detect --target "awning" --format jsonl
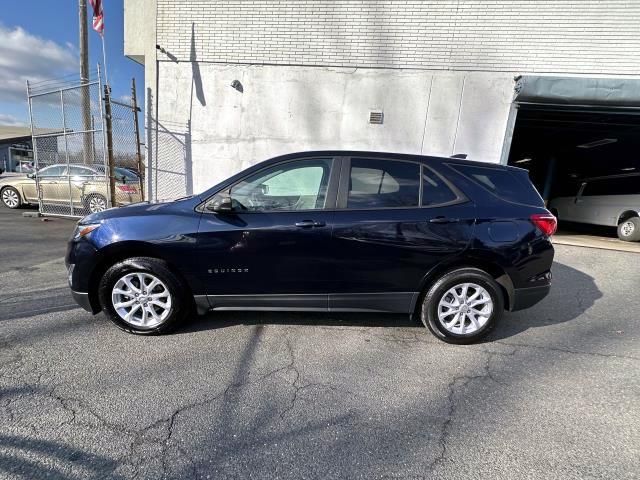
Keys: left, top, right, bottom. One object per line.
{"left": 514, "top": 76, "right": 640, "bottom": 108}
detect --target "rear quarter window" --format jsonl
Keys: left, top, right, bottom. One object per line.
{"left": 449, "top": 164, "right": 543, "bottom": 206}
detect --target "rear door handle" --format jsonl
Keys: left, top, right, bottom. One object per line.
{"left": 429, "top": 217, "right": 460, "bottom": 224}
{"left": 295, "top": 220, "right": 326, "bottom": 228}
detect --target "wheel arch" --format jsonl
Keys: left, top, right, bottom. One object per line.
{"left": 411, "top": 255, "right": 513, "bottom": 319}
{"left": 86, "top": 241, "right": 195, "bottom": 313}
{"left": 617, "top": 210, "right": 639, "bottom": 224}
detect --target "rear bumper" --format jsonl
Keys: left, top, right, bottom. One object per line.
{"left": 71, "top": 290, "right": 98, "bottom": 314}
{"left": 510, "top": 284, "right": 551, "bottom": 311}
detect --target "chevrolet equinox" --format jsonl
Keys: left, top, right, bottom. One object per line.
{"left": 66, "top": 151, "right": 556, "bottom": 344}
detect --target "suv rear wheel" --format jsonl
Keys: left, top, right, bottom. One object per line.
{"left": 421, "top": 268, "right": 504, "bottom": 344}
{"left": 98, "top": 257, "right": 190, "bottom": 334}
{"left": 617, "top": 217, "right": 640, "bottom": 242}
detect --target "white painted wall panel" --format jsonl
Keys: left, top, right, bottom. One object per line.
{"left": 153, "top": 63, "right": 514, "bottom": 197}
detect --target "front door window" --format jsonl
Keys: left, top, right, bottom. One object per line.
{"left": 212, "top": 159, "right": 332, "bottom": 212}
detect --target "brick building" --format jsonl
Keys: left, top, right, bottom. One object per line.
{"left": 124, "top": 1, "right": 640, "bottom": 201}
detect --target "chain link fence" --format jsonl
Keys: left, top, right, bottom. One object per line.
{"left": 152, "top": 118, "right": 191, "bottom": 201}
{"left": 26, "top": 69, "right": 143, "bottom": 217}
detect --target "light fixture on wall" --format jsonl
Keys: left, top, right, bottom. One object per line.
{"left": 577, "top": 138, "right": 618, "bottom": 149}
{"left": 230, "top": 80, "right": 243, "bottom": 93}
{"left": 155, "top": 44, "right": 178, "bottom": 62}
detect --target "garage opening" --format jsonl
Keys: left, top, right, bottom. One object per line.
{"left": 506, "top": 76, "right": 640, "bottom": 246}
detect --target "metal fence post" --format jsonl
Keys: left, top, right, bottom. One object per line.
{"left": 131, "top": 77, "right": 144, "bottom": 199}
{"left": 26, "top": 80, "right": 43, "bottom": 215}
{"left": 60, "top": 89, "right": 74, "bottom": 216}
{"left": 103, "top": 84, "right": 116, "bottom": 208}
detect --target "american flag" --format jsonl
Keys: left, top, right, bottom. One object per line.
{"left": 89, "top": 0, "right": 104, "bottom": 35}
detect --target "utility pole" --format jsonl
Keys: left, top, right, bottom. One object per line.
{"left": 79, "top": 0, "right": 92, "bottom": 165}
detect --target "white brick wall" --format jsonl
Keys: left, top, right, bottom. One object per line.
{"left": 157, "top": 0, "right": 640, "bottom": 75}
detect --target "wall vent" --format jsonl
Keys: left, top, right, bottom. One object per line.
{"left": 369, "top": 110, "right": 384, "bottom": 124}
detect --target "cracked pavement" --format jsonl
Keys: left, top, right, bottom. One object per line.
{"left": 0, "top": 208, "right": 638, "bottom": 479}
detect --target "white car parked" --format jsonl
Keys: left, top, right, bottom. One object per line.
{"left": 548, "top": 174, "right": 640, "bottom": 242}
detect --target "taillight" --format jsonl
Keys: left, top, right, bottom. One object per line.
{"left": 530, "top": 213, "right": 557, "bottom": 237}
{"left": 117, "top": 185, "right": 137, "bottom": 194}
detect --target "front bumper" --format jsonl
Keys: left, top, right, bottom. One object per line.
{"left": 510, "top": 284, "right": 551, "bottom": 311}
{"left": 66, "top": 236, "right": 102, "bottom": 314}
{"left": 71, "top": 290, "right": 97, "bottom": 313}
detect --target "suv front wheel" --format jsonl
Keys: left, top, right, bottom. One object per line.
{"left": 98, "top": 257, "right": 190, "bottom": 334}
{"left": 421, "top": 268, "right": 504, "bottom": 344}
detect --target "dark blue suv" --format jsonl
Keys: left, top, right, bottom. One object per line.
{"left": 66, "top": 152, "right": 556, "bottom": 343}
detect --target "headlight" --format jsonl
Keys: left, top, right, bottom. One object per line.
{"left": 73, "top": 223, "right": 101, "bottom": 239}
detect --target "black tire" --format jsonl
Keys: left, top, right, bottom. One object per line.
{"left": 617, "top": 217, "right": 640, "bottom": 242}
{"left": 98, "top": 257, "right": 191, "bottom": 334}
{"left": 421, "top": 268, "right": 504, "bottom": 344}
{"left": 85, "top": 193, "right": 108, "bottom": 214}
{"left": 1, "top": 186, "right": 22, "bottom": 209}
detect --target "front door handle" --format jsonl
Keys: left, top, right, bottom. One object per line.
{"left": 295, "top": 220, "right": 326, "bottom": 228}
{"left": 430, "top": 216, "right": 460, "bottom": 224}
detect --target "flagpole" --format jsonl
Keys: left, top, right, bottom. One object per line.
{"left": 101, "top": 34, "right": 109, "bottom": 86}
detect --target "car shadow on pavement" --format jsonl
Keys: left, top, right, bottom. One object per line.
{"left": 179, "top": 260, "right": 601, "bottom": 340}
{"left": 487, "top": 260, "right": 602, "bottom": 341}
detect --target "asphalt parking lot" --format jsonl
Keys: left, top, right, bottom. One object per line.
{"left": 0, "top": 206, "right": 638, "bottom": 479}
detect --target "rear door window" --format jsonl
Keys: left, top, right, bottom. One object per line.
{"left": 450, "top": 164, "right": 543, "bottom": 206}
{"left": 69, "top": 166, "right": 97, "bottom": 177}
{"left": 421, "top": 166, "right": 459, "bottom": 206}
{"left": 347, "top": 158, "right": 420, "bottom": 209}
{"left": 617, "top": 176, "right": 640, "bottom": 195}
{"left": 38, "top": 166, "right": 66, "bottom": 177}
{"left": 583, "top": 177, "right": 640, "bottom": 196}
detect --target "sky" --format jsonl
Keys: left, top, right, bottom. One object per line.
{"left": 0, "top": 0, "right": 143, "bottom": 127}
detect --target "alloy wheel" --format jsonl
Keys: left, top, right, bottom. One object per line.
{"left": 111, "top": 272, "right": 172, "bottom": 328}
{"left": 621, "top": 221, "right": 635, "bottom": 237}
{"left": 2, "top": 189, "right": 19, "bottom": 208}
{"left": 89, "top": 195, "right": 107, "bottom": 213}
{"left": 437, "top": 282, "right": 493, "bottom": 335}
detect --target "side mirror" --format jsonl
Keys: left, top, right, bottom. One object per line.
{"left": 207, "top": 195, "right": 234, "bottom": 213}
{"left": 26, "top": 173, "right": 35, "bottom": 179}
